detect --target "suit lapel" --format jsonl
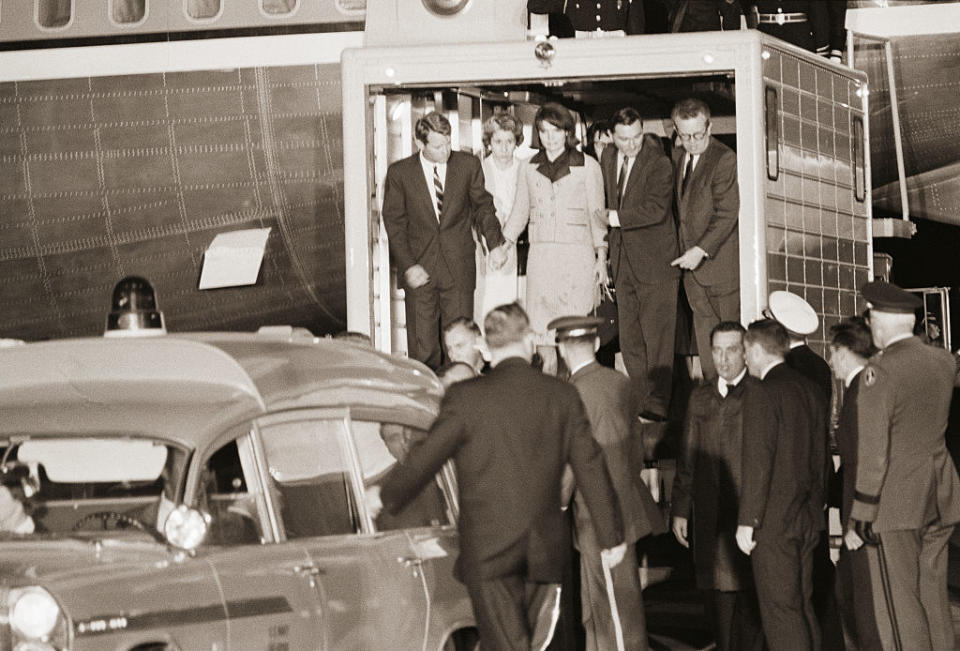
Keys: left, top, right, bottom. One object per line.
{"left": 407, "top": 154, "right": 439, "bottom": 222}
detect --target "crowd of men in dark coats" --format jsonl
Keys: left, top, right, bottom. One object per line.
{"left": 369, "top": 278, "right": 960, "bottom": 651}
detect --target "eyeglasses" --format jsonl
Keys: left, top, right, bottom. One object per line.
{"left": 677, "top": 129, "right": 709, "bottom": 142}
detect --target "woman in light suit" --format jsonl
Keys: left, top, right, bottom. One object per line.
{"left": 503, "top": 103, "right": 607, "bottom": 374}
{"left": 475, "top": 114, "right": 523, "bottom": 324}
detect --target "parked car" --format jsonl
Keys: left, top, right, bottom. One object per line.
{"left": 0, "top": 329, "right": 477, "bottom": 650}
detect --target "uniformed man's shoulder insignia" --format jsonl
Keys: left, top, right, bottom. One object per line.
{"left": 864, "top": 366, "right": 877, "bottom": 387}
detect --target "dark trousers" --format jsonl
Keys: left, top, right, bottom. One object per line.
{"left": 835, "top": 545, "right": 881, "bottom": 650}
{"left": 872, "top": 523, "right": 955, "bottom": 651}
{"left": 812, "top": 530, "right": 844, "bottom": 650}
{"left": 752, "top": 528, "right": 820, "bottom": 651}
{"left": 465, "top": 576, "right": 562, "bottom": 651}
{"left": 708, "top": 589, "right": 765, "bottom": 651}
{"left": 403, "top": 258, "right": 473, "bottom": 370}
{"left": 613, "top": 248, "right": 678, "bottom": 418}
{"left": 682, "top": 273, "right": 739, "bottom": 380}
{"left": 580, "top": 542, "right": 648, "bottom": 651}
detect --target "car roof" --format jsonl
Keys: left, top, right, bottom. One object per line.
{"left": 0, "top": 332, "right": 442, "bottom": 450}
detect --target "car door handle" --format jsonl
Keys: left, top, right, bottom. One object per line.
{"left": 397, "top": 556, "right": 423, "bottom": 568}
{"left": 292, "top": 563, "right": 324, "bottom": 577}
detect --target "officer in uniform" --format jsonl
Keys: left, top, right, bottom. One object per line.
{"left": 528, "top": 0, "right": 645, "bottom": 37}
{"left": 847, "top": 281, "right": 960, "bottom": 651}
{"left": 552, "top": 315, "right": 664, "bottom": 651}
{"left": 745, "top": 1, "right": 834, "bottom": 56}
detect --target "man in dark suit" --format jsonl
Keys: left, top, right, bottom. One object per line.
{"left": 552, "top": 315, "right": 665, "bottom": 651}
{"left": 765, "top": 290, "right": 840, "bottom": 647}
{"left": 669, "top": 98, "right": 740, "bottom": 381}
{"left": 381, "top": 111, "right": 508, "bottom": 370}
{"left": 736, "top": 319, "right": 827, "bottom": 651}
{"left": 848, "top": 281, "right": 960, "bottom": 651}
{"left": 827, "top": 317, "right": 881, "bottom": 650}
{"left": 672, "top": 321, "right": 764, "bottom": 651}
{"left": 766, "top": 290, "right": 832, "bottom": 405}
{"left": 601, "top": 107, "right": 677, "bottom": 420}
{"left": 370, "top": 303, "right": 626, "bottom": 650}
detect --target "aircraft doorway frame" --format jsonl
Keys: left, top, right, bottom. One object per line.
{"left": 341, "top": 30, "right": 872, "bottom": 356}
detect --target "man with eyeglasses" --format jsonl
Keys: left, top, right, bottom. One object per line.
{"left": 670, "top": 98, "right": 740, "bottom": 382}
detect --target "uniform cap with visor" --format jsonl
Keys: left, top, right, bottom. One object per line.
{"left": 765, "top": 290, "right": 819, "bottom": 336}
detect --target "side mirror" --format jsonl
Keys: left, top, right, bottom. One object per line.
{"left": 163, "top": 505, "right": 210, "bottom": 551}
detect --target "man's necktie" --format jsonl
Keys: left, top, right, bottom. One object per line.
{"left": 433, "top": 165, "right": 443, "bottom": 219}
{"left": 681, "top": 155, "right": 694, "bottom": 196}
{"left": 616, "top": 157, "right": 628, "bottom": 209}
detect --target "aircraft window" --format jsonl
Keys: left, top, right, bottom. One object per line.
{"left": 853, "top": 116, "right": 866, "bottom": 202}
{"left": 111, "top": 0, "right": 147, "bottom": 24}
{"left": 184, "top": 0, "right": 222, "bottom": 21}
{"left": 36, "top": 0, "right": 73, "bottom": 29}
{"left": 261, "top": 0, "right": 299, "bottom": 16}
{"left": 765, "top": 86, "right": 779, "bottom": 182}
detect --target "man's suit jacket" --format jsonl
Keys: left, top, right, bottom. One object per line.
{"left": 601, "top": 136, "right": 678, "bottom": 284}
{"left": 836, "top": 371, "right": 861, "bottom": 528}
{"left": 381, "top": 151, "right": 503, "bottom": 291}
{"left": 786, "top": 344, "right": 833, "bottom": 407}
{"left": 672, "top": 136, "right": 739, "bottom": 287}
{"left": 570, "top": 362, "right": 665, "bottom": 553}
{"left": 673, "top": 374, "right": 758, "bottom": 591}
{"left": 381, "top": 357, "right": 623, "bottom": 585}
{"left": 851, "top": 336, "right": 960, "bottom": 531}
{"left": 739, "top": 363, "right": 827, "bottom": 539}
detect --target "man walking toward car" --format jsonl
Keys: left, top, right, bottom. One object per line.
{"left": 369, "top": 302, "right": 626, "bottom": 650}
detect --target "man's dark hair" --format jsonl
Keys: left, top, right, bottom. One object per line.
{"left": 443, "top": 317, "right": 481, "bottom": 339}
{"left": 414, "top": 111, "right": 452, "bottom": 144}
{"left": 484, "top": 302, "right": 531, "bottom": 350}
{"left": 671, "top": 97, "right": 711, "bottom": 123}
{"left": 829, "top": 316, "right": 874, "bottom": 359}
{"left": 710, "top": 320, "right": 746, "bottom": 347}
{"left": 744, "top": 318, "right": 790, "bottom": 357}
{"left": 610, "top": 107, "right": 643, "bottom": 129}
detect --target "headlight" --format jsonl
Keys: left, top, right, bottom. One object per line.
{"left": 8, "top": 586, "right": 68, "bottom": 650}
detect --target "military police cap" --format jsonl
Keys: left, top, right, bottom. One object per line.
{"left": 766, "top": 290, "right": 819, "bottom": 335}
{"left": 861, "top": 280, "right": 921, "bottom": 314}
{"left": 547, "top": 315, "right": 605, "bottom": 341}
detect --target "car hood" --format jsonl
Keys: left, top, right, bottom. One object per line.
{"left": 0, "top": 537, "right": 186, "bottom": 588}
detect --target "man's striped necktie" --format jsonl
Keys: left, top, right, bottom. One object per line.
{"left": 433, "top": 165, "right": 443, "bottom": 219}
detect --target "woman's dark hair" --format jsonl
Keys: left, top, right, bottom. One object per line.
{"left": 534, "top": 102, "right": 579, "bottom": 149}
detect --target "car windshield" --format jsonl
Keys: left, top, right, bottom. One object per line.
{"left": 0, "top": 437, "right": 189, "bottom": 540}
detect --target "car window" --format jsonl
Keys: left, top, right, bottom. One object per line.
{"left": 259, "top": 419, "right": 360, "bottom": 539}
{"left": 199, "top": 439, "right": 264, "bottom": 545}
{"left": 353, "top": 420, "right": 453, "bottom": 531}
{"left": 0, "top": 437, "right": 186, "bottom": 537}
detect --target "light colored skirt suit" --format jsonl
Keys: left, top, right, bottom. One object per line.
{"left": 503, "top": 150, "right": 607, "bottom": 343}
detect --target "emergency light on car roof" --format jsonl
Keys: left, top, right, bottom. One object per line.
{"left": 104, "top": 275, "right": 167, "bottom": 337}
